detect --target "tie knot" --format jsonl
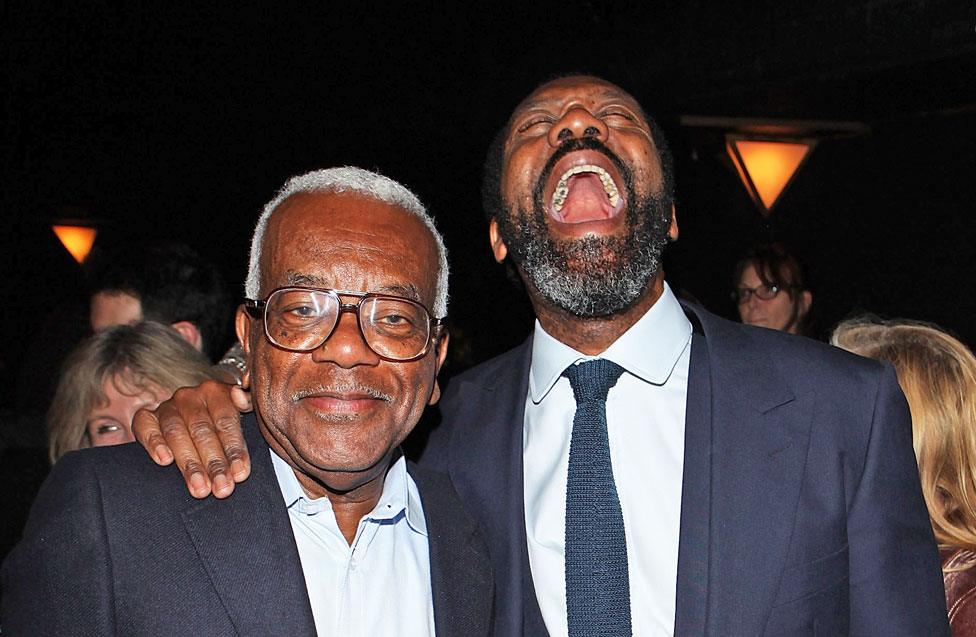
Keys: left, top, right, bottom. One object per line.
{"left": 562, "top": 359, "right": 626, "bottom": 403}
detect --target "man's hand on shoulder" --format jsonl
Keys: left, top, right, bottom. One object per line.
{"left": 133, "top": 379, "right": 253, "bottom": 499}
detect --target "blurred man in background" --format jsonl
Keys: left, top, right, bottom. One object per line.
{"left": 88, "top": 242, "right": 233, "bottom": 362}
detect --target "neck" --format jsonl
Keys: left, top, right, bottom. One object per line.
{"left": 261, "top": 423, "right": 393, "bottom": 545}
{"left": 532, "top": 272, "right": 666, "bottom": 356}
{"left": 295, "top": 468, "right": 388, "bottom": 546}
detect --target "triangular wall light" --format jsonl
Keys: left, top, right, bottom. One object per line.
{"left": 52, "top": 224, "right": 98, "bottom": 264}
{"left": 726, "top": 136, "right": 816, "bottom": 216}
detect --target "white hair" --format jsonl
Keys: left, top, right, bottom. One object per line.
{"left": 245, "top": 167, "right": 449, "bottom": 317}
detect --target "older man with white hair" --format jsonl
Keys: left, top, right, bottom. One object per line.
{"left": 1, "top": 167, "right": 493, "bottom": 636}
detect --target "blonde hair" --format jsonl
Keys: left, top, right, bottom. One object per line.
{"left": 832, "top": 317, "right": 976, "bottom": 554}
{"left": 47, "top": 321, "right": 221, "bottom": 463}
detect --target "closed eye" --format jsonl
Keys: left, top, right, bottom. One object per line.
{"left": 602, "top": 109, "right": 637, "bottom": 123}
{"left": 516, "top": 117, "right": 554, "bottom": 133}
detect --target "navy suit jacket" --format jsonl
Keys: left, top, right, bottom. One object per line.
{"left": 422, "top": 302, "right": 948, "bottom": 636}
{"left": 2, "top": 415, "right": 494, "bottom": 636}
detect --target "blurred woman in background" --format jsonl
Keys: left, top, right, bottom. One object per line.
{"left": 47, "top": 321, "right": 223, "bottom": 464}
{"left": 733, "top": 244, "right": 813, "bottom": 335}
{"left": 832, "top": 317, "right": 976, "bottom": 634}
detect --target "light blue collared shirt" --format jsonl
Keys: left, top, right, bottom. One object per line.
{"left": 271, "top": 450, "right": 435, "bottom": 636}
{"left": 524, "top": 282, "right": 693, "bottom": 636}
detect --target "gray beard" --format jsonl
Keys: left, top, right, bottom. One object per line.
{"left": 500, "top": 194, "right": 671, "bottom": 318}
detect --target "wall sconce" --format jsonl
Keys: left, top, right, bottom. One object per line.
{"left": 679, "top": 116, "right": 869, "bottom": 217}
{"left": 52, "top": 223, "right": 97, "bottom": 264}
{"left": 726, "top": 136, "right": 816, "bottom": 215}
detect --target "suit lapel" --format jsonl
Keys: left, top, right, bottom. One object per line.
{"left": 411, "top": 464, "right": 494, "bottom": 636}
{"left": 181, "top": 416, "right": 316, "bottom": 636}
{"left": 446, "top": 338, "right": 545, "bottom": 636}
{"left": 682, "top": 305, "right": 813, "bottom": 634}
{"left": 673, "top": 330, "right": 712, "bottom": 636}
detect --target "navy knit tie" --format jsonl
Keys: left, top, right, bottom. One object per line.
{"left": 563, "top": 359, "right": 632, "bottom": 637}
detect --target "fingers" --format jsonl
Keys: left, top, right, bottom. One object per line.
{"left": 230, "top": 385, "right": 253, "bottom": 412}
{"left": 204, "top": 395, "right": 250, "bottom": 497}
{"left": 189, "top": 380, "right": 252, "bottom": 499}
{"left": 157, "top": 387, "right": 218, "bottom": 499}
{"left": 132, "top": 379, "right": 251, "bottom": 499}
{"left": 133, "top": 407, "right": 175, "bottom": 466}
{"left": 225, "top": 386, "right": 254, "bottom": 483}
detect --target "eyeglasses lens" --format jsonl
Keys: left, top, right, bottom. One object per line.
{"left": 266, "top": 289, "right": 336, "bottom": 351}
{"left": 735, "top": 284, "right": 781, "bottom": 304}
{"left": 362, "top": 298, "right": 430, "bottom": 360}
{"left": 264, "top": 289, "right": 431, "bottom": 360}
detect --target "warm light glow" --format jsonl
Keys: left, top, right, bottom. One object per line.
{"left": 727, "top": 138, "right": 813, "bottom": 213}
{"left": 52, "top": 225, "right": 97, "bottom": 263}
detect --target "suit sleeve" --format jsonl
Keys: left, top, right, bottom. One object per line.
{"left": 1, "top": 452, "right": 115, "bottom": 636}
{"left": 847, "top": 363, "right": 949, "bottom": 635}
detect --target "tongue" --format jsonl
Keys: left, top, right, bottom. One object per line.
{"left": 558, "top": 173, "right": 612, "bottom": 223}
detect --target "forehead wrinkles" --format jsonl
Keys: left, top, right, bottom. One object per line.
{"left": 512, "top": 79, "right": 639, "bottom": 119}
{"left": 261, "top": 197, "right": 439, "bottom": 300}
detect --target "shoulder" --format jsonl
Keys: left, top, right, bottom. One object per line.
{"left": 943, "top": 549, "right": 976, "bottom": 630}
{"left": 36, "top": 442, "right": 168, "bottom": 499}
{"left": 4, "top": 444, "right": 188, "bottom": 588}
{"left": 689, "top": 302, "right": 890, "bottom": 390}
{"left": 421, "top": 339, "right": 531, "bottom": 469}
{"left": 67, "top": 441, "right": 188, "bottom": 492}
{"left": 29, "top": 443, "right": 201, "bottom": 529}
{"left": 442, "top": 338, "right": 532, "bottom": 399}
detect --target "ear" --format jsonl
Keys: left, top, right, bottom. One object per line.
{"left": 427, "top": 331, "right": 450, "bottom": 406}
{"left": 668, "top": 204, "right": 679, "bottom": 241}
{"left": 798, "top": 290, "right": 813, "bottom": 319}
{"left": 235, "top": 305, "right": 252, "bottom": 357}
{"left": 170, "top": 321, "right": 203, "bottom": 352}
{"left": 488, "top": 219, "right": 508, "bottom": 263}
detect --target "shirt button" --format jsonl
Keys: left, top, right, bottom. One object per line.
{"left": 349, "top": 558, "right": 357, "bottom": 572}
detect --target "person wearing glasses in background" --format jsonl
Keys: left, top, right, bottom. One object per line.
{"left": 733, "top": 244, "right": 813, "bottom": 335}
{"left": 1, "top": 167, "right": 493, "bottom": 636}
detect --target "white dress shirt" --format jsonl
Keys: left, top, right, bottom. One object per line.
{"left": 523, "top": 283, "right": 692, "bottom": 636}
{"left": 271, "top": 450, "right": 435, "bottom": 636}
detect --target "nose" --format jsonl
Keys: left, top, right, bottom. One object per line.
{"left": 548, "top": 106, "right": 609, "bottom": 147}
{"left": 311, "top": 311, "right": 381, "bottom": 368}
{"left": 740, "top": 291, "right": 763, "bottom": 314}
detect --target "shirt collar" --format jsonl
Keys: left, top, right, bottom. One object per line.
{"left": 270, "top": 449, "right": 427, "bottom": 536}
{"left": 528, "top": 282, "right": 692, "bottom": 403}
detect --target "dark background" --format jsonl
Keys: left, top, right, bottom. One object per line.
{"left": 2, "top": 0, "right": 974, "bottom": 412}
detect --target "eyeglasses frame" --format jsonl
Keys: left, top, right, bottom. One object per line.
{"left": 732, "top": 283, "right": 799, "bottom": 305}
{"left": 244, "top": 286, "right": 446, "bottom": 362}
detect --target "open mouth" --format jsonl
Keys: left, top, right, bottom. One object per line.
{"left": 545, "top": 154, "right": 626, "bottom": 225}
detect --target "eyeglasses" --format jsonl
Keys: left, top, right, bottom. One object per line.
{"left": 732, "top": 283, "right": 794, "bottom": 305}
{"left": 244, "top": 287, "right": 445, "bottom": 362}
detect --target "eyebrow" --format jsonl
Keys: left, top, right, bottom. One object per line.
{"left": 285, "top": 272, "right": 329, "bottom": 287}
{"left": 284, "top": 272, "right": 423, "bottom": 301}
{"left": 520, "top": 89, "right": 635, "bottom": 111}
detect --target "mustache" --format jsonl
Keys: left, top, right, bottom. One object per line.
{"left": 533, "top": 137, "right": 632, "bottom": 208}
{"left": 290, "top": 382, "right": 393, "bottom": 402}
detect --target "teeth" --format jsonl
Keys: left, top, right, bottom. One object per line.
{"left": 551, "top": 164, "right": 621, "bottom": 212}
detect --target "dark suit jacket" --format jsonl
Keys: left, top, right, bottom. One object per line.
{"left": 2, "top": 414, "right": 493, "bottom": 636}
{"left": 422, "top": 302, "right": 948, "bottom": 636}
